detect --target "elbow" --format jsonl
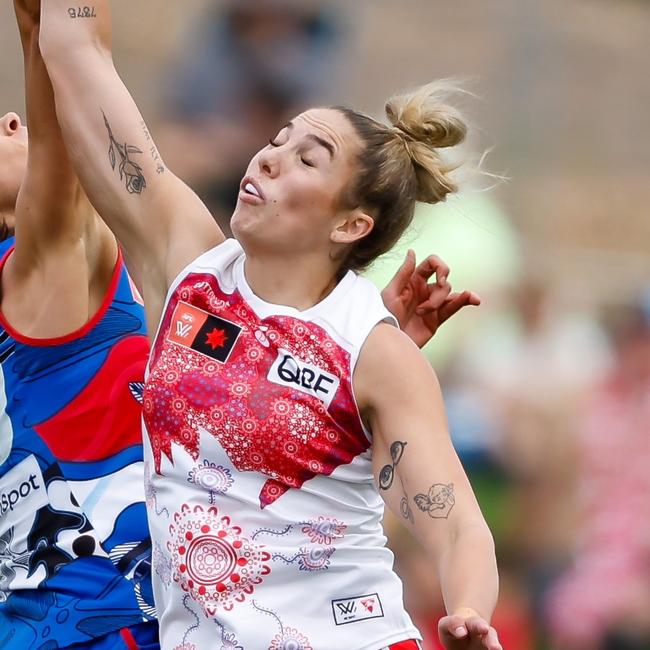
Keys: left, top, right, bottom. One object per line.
{"left": 39, "top": 21, "right": 111, "bottom": 72}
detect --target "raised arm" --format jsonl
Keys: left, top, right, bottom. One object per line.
{"left": 355, "top": 325, "right": 501, "bottom": 650}
{"left": 38, "top": 0, "right": 223, "bottom": 324}
{"left": 3, "top": 1, "right": 118, "bottom": 337}
{"left": 12, "top": 0, "right": 94, "bottom": 264}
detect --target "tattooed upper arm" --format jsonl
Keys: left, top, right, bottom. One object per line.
{"left": 413, "top": 483, "right": 455, "bottom": 519}
{"left": 377, "top": 439, "right": 455, "bottom": 523}
{"left": 378, "top": 440, "right": 407, "bottom": 491}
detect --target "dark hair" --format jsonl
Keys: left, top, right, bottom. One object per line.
{"left": 335, "top": 82, "right": 467, "bottom": 272}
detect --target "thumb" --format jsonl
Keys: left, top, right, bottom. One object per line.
{"left": 439, "top": 614, "right": 469, "bottom": 641}
{"left": 391, "top": 249, "right": 416, "bottom": 291}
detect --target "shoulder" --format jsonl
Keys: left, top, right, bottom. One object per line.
{"left": 354, "top": 322, "right": 441, "bottom": 410}
{"left": 314, "top": 273, "right": 397, "bottom": 353}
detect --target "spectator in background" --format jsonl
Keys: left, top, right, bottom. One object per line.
{"left": 545, "top": 303, "right": 650, "bottom": 650}
{"left": 157, "top": 0, "right": 343, "bottom": 231}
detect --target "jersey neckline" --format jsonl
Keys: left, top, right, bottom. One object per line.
{"left": 233, "top": 253, "right": 357, "bottom": 321}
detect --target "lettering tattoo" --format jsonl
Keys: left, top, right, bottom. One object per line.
{"left": 414, "top": 483, "right": 455, "bottom": 519}
{"left": 68, "top": 6, "right": 97, "bottom": 18}
{"left": 103, "top": 112, "right": 147, "bottom": 194}
{"left": 141, "top": 120, "right": 165, "bottom": 174}
{"left": 378, "top": 440, "right": 407, "bottom": 491}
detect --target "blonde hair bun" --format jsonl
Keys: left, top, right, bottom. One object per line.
{"left": 385, "top": 81, "right": 467, "bottom": 203}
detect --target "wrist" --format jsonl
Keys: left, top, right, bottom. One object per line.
{"left": 451, "top": 606, "right": 483, "bottom": 620}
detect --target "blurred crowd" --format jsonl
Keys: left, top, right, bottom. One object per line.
{"left": 100, "top": 1, "right": 650, "bottom": 649}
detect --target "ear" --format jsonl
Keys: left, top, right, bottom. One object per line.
{"left": 330, "top": 208, "right": 374, "bottom": 245}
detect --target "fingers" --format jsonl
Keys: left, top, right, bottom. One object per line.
{"left": 435, "top": 291, "right": 481, "bottom": 323}
{"left": 438, "top": 614, "right": 470, "bottom": 642}
{"left": 415, "top": 254, "right": 450, "bottom": 287}
{"left": 392, "top": 249, "right": 416, "bottom": 291}
{"left": 439, "top": 615, "right": 502, "bottom": 650}
{"left": 380, "top": 250, "right": 416, "bottom": 323}
{"left": 415, "top": 279, "right": 452, "bottom": 314}
{"left": 482, "top": 626, "right": 502, "bottom": 650}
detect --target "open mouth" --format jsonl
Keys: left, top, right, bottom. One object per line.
{"left": 240, "top": 177, "right": 265, "bottom": 201}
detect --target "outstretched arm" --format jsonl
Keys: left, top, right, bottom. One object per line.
{"left": 4, "top": 1, "right": 120, "bottom": 337}
{"left": 38, "top": 0, "right": 223, "bottom": 327}
{"left": 12, "top": 0, "right": 95, "bottom": 265}
{"left": 355, "top": 325, "right": 501, "bottom": 650}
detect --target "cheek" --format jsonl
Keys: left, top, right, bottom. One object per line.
{"left": 280, "top": 175, "right": 339, "bottom": 216}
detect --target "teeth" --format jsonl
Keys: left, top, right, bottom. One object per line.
{"left": 244, "top": 182, "right": 260, "bottom": 197}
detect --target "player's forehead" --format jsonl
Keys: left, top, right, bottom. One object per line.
{"left": 291, "top": 109, "right": 361, "bottom": 158}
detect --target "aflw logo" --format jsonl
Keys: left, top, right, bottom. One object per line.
{"left": 331, "top": 593, "right": 384, "bottom": 625}
{"left": 176, "top": 320, "right": 192, "bottom": 338}
{"left": 267, "top": 350, "right": 340, "bottom": 408}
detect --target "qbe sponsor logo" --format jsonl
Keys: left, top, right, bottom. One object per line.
{"left": 268, "top": 350, "right": 340, "bottom": 408}
{"left": 331, "top": 592, "right": 384, "bottom": 625}
{"left": 0, "top": 455, "right": 48, "bottom": 533}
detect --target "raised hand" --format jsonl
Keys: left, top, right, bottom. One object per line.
{"left": 381, "top": 250, "right": 481, "bottom": 349}
{"left": 438, "top": 612, "right": 502, "bottom": 650}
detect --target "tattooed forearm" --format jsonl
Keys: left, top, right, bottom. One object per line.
{"left": 140, "top": 121, "right": 165, "bottom": 175}
{"left": 68, "top": 6, "right": 97, "bottom": 18}
{"left": 414, "top": 483, "right": 455, "bottom": 519}
{"left": 378, "top": 440, "right": 407, "bottom": 491}
{"left": 103, "top": 112, "right": 147, "bottom": 194}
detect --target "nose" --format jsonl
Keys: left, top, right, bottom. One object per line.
{"left": 257, "top": 147, "right": 280, "bottom": 179}
{"left": 0, "top": 112, "right": 22, "bottom": 136}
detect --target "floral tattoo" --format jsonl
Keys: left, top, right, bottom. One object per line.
{"left": 103, "top": 111, "right": 147, "bottom": 194}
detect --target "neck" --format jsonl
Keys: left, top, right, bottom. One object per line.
{"left": 243, "top": 249, "right": 343, "bottom": 311}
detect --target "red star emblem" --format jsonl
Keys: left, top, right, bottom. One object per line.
{"left": 205, "top": 327, "right": 227, "bottom": 350}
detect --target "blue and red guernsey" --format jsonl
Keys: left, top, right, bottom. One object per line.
{"left": 0, "top": 240, "right": 156, "bottom": 649}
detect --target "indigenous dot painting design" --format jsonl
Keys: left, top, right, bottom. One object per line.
{"left": 153, "top": 541, "right": 172, "bottom": 587}
{"left": 188, "top": 460, "right": 234, "bottom": 503}
{"left": 301, "top": 516, "right": 346, "bottom": 545}
{"left": 168, "top": 504, "right": 271, "bottom": 616}
{"left": 252, "top": 600, "right": 313, "bottom": 650}
{"left": 144, "top": 273, "right": 369, "bottom": 508}
{"left": 216, "top": 621, "right": 244, "bottom": 650}
{"left": 145, "top": 460, "right": 169, "bottom": 517}
{"left": 269, "top": 627, "right": 313, "bottom": 650}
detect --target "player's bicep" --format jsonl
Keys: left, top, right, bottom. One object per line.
{"left": 360, "top": 327, "right": 484, "bottom": 546}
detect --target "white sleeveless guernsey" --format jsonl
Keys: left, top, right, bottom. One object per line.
{"left": 143, "top": 239, "right": 421, "bottom": 650}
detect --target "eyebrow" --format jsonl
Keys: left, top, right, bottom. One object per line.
{"left": 283, "top": 121, "right": 336, "bottom": 159}
{"left": 306, "top": 134, "right": 335, "bottom": 159}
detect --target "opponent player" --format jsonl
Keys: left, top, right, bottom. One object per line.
{"left": 0, "top": 4, "right": 158, "bottom": 648}
{"left": 38, "top": 1, "right": 501, "bottom": 648}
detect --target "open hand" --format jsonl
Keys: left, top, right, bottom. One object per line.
{"left": 439, "top": 613, "right": 502, "bottom": 650}
{"left": 381, "top": 250, "right": 480, "bottom": 349}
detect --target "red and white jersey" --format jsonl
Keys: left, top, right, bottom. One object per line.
{"left": 143, "top": 239, "right": 421, "bottom": 650}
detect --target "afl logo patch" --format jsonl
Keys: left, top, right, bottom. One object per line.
{"left": 267, "top": 350, "right": 340, "bottom": 408}
{"left": 167, "top": 301, "right": 242, "bottom": 363}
